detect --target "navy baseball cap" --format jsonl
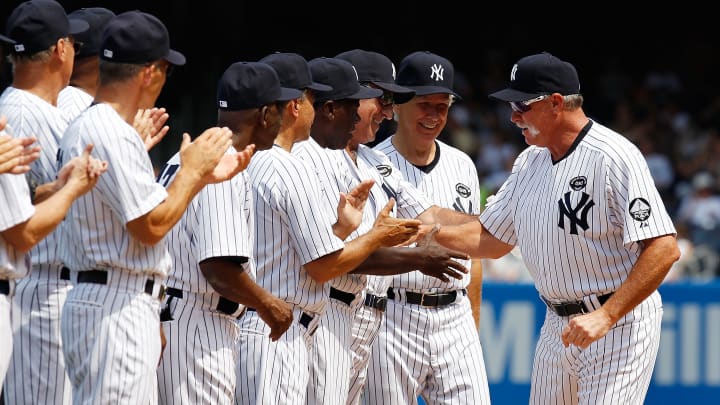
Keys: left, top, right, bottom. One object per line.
{"left": 217, "top": 61, "right": 302, "bottom": 111}
{"left": 100, "top": 11, "right": 185, "bottom": 66}
{"left": 0, "top": 0, "right": 89, "bottom": 55}
{"left": 309, "top": 57, "right": 383, "bottom": 103}
{"left": 489, "top": 52, "right": 580, "bottom": 102}
{"left": 334, "top": 49, "right": 415, "bottom": 104}
{"left": 259, "top": 52, "right": 331, "bottom": 92}
{"left": 68, "top": 7, "right": 116, "bottom": 59}
{"left": 396, "top": 51, "right": 461, "bottom": 99}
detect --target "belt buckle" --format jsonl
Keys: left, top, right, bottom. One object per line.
{"left": 366, "top": 294, "right": 387, "bottom": 312}
{"left": 419, "top": 292, "right": 438, "bottom": 307}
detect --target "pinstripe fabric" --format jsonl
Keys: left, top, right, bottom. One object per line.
{"left": 345, "top": 302, "right": 384, "bottom": 405}
{"left": 0, "top": 173, "right": 34, "bottom": 387}
{"left": 236, "top": 146, "right": 344, "bottom": 405}
{"left": 365, "top": 137, "right": 489, "bottom": 405}
{"left": 0, "top": 86, "right": 75, "bottom": 405}
{"left": 57, "top": 102, "right": 169, "bottom": 404}
{"left": 156, "top": 149, "right": 254, "bottom": 404}
{"left": 480, "top": 120, "right": 675, "bottom": 404}
{"left": 58, "top": 85, "right": 93, "bottom": 124}
{"left": 365, "top": 296, "right": 490, "bottom": 404}
{"left": 58, "top": 103, "right": 171, "bottom": 276}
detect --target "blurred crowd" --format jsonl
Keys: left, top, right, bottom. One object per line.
{"left": 423, "top": 58, "right": 720, "bottom": 283}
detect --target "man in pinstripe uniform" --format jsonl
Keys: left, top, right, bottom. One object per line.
{"left": 298, "top": 52, "right": 473, "bottom": 405}
{"left": 56, "top": 11, "right": 251, "bottom": 404}
{"left": 0, "top": 117, "right": 105, "bottom": 392}
{"left": 433, "top": 52, "right": 680, "bottom": 405}
{"left": 364, "top": 51, "right": 491, "bottom": 405}
{"left": 0, "top": 2, "right": 90, "bottom": 403}
{"left": 156, "top": 61, "right": 297, "bottom": 405}
{"left": 235, "top": 53, "right": 422, "bottom": 405}
{"left": 57, "top": 7, "right": 171, "bottom": 152}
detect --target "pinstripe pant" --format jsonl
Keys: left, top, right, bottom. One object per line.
{"left": 4, "top": 274, "right": 71, "bottom": 405}
{"left": 364, "top": 296, "right": 491, "bottom": 405}
{"left": 157, "top": 292, "right": 241, "bottom": 405}
{"left": 529, "top": 292, "right": 662, "bottom": 405}
{"left": 0, "top": 292, "right": 12, "bottom": 387}
{"left": 61, "top": 283, "right": 162, "bottom": 404}
{"left": 235, "top": 308, "right": 317, "bottom": 405}
{"left": 346, "top": 301, "right": 384, "bottom": 405}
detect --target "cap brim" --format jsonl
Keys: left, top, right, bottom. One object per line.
{"left": 69, "top": 19, "right": 89, "bottom": 36}
{"left": 306, "top": 82, "right": 332, "bottom": 92}
{"left": 166, "top": 49, "right": 186, "bottom": 66}
{"left": 0, "top": 34, "right": 16, "bottom": 45}
{"left": 277, "top": 87, "right": 303, "bottom": 102}
{"left": 488, "top": 88, "right": 541, "bottom": 102}
{"left": 346, "top": 86, "right": 383, "bottom": 100}
{"left": 372, "top": 81, "right": 416, "bottom": 104}
{"left": 407, "top": 85, "right": 461, "bottom": 100}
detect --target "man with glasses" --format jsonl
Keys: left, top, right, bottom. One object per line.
{"left": 364, "top": 50, "right": 491, "bottom": 405}
{"left": 432, "top": 51, "right": 679, "bottom": 404}
{"left": 0, "top": 1, "right": 91, "bottom": 403}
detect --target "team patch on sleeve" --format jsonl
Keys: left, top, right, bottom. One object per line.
{"left": 629, "top": 197, "right": 651, "bottom": 226}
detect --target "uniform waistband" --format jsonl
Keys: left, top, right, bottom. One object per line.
{"left": 329, "top": 287, "right": 387, "bottom": 312}
{"left": 74, "top": 269, "right": 166, "bottom": 300}
{"left": 165, "top": 287, "right": 245, "bottom": 318}
{"left": 540, "top": 292, "right": 614, "bottom": 317}
{"left": 387, "top": 287, "right": 467, "bottom": 307}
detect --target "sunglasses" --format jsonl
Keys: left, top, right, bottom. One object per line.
{"left": 362, "top": 84, "right": 394, "bottom": 106}
{"left": 509, "top": 94, "right": 549, "bottom": 113}
{"left": 65, "top": 37, "right": 83, "bottom": 53}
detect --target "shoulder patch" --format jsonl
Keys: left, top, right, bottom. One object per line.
{"left": 629, "top": 197, "right": 651, "bottom": 222}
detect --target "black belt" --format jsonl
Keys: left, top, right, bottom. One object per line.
{"left": 0, "top": 279, "right": 9, "bottom": 295}
{"left": 165, "top": 287, "right": 244, "bottom": 318}
{"left": 246, "top": 307, "right": 313, "bottom": 329}
{"left": 61, "top": 266, "right": 70, "bottom": 280}
{"left": 76, "top": 270, "right": 165, "bottom": 300}
{"left": 541, "top": 292, "right": 614, "bottom": 316}
{"left": 387, "top": 287, "right": 466, "bottom": 307}
{"left": 329, "top": 287, "right": 387, "bottom": 312}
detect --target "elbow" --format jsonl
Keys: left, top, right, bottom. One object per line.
{"left": 129, "top": 228, "right": 164, "bottom": 246}
{"left": 304, "top": 264, "right": 331, "bottom": 284}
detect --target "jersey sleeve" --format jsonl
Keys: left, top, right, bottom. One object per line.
{"left": 607, "top": 146, "right": 676, "bottom": 244}
{"left": 479, "top": 152, "right": 525, "bottom": 246}
{"left": 0, "top": 173, "right": 35, "bottom": 231}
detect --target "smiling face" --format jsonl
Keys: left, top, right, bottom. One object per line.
{"left": 394, "top": 93, "right": 452, "bottom": 147}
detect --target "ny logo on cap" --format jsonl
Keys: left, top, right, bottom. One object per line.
{"left": 430, "top": 64, "right": 444, "bottom": 81}
{"left": 510, "top": 64, "right": 519, "bottom": 81}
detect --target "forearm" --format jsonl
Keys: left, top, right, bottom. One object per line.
{"left": 352, "top": 246, "right": 425, "bottom": 275}
{"left": 600, "top": 235, "right": 680, "bottom": 324}
{"left": 202, "top": 259, "right": 275, "bottom": 309}
{"left": 33, "top": 180, "right": 60, "bottom": 203}
{"left": 435, "top": 221, "right": 513, "bottom": 259}
{"left": 128, "top": 167, "right": 204, "bottom": 245}
{"left": 305, "top": 231, "right": 383, "bottom": 283}
{"left": 2, "top": 185, "right": 78, "bottom": 253}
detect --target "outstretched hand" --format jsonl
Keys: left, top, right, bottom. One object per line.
{"left": 335, "top": 179, "right": 375, "bottom": 237}
{"left": 0, "top": 134, "right": 40, "bottom": 174}
{"left": 370, "top": 198, "right": 422, "bottom": 247}
{"left": 414, "top": 223, "right": 469, "bottom": 282}
{"left": 134, "top": 107, "right": 170, "bottom": 151}
{"left": 178, "top": 127, "right": 239, "bottom": 184}
{"left": 64, "top": 144, "right": 108, "bottom": 196}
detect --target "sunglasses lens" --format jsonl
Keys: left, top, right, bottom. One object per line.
{"left": 510, "top": 101, "right": 529, "bottom": 113}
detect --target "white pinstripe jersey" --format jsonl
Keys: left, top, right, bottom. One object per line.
{"left": 248, "top": 145, "right": 344, "bottom": 314}
{"left": 57, "top": 85, "right": 93, "bottom": 124}
{"left": 0, "top": 87, "right": 69, "bottom": 274}
{"left": 157, "top": 147, "right": 255, "bottom": 293}
{"left": 374, "top": 137, "right": 481, "bottom": 292}
{"left": 480, "top": 120, "right": 677, "bottom": 301}
{"left": 57, "top": 103, "right": 170, "bottom": 277}
{"left": 0, "top": 173, "right": 34, "bottom": 279}
{"left": 298, "top": 141, "right": 432, "bottom": 296}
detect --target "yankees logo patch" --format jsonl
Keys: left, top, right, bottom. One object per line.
{"left": 558, "top": 191, "right": 595, "bottom": 235}
{"left": 430, "top": 64, "right": 444, "bottom": 81}
{"left": 455, "top": 183, "right": 471, "bottom": 198}
{"left": 629, "top": 197, "right": 651, "bottom": 227}
{"left": 376, "top": 164, "right": 392, "bottom": 177}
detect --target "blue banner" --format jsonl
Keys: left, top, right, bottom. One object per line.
{"left": 476, "top": 281, "right": 720, "bottom": 404}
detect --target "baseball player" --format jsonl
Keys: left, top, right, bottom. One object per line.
{"left": 156, "top": 61, "right": 298, "bottom": 405}
{"left": 56, "top": 11, "right": 249, "bottom": 404}
{"left": 433, "top": 52, "right": 680, "bottom": 404}
{"left": 57, "top": 7, "right": 171, "bottom": 151}
{"left": 364, "top": 51, "right": 491, "bottom": 405}
{"left": 0, "top": 2, "right": 89, "bottom": 403}
{"left": 294, "top": 54, "right": 470, "bottom": 405}
{"left": 235, "top": 53, "right": 422, "bottom": 405}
